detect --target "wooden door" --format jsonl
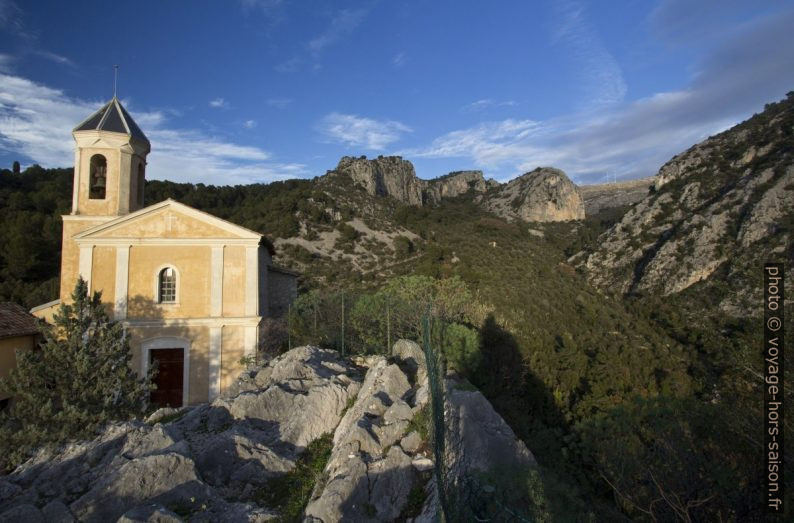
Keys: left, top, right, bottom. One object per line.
{"left": 150, "top": 348, "right": 184, "bottom": 408}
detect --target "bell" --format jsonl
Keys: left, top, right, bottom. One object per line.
{"left": 94, "top": 175, "right": 106, "bottom": 188}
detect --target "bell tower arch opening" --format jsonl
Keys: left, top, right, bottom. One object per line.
{"left": 89, "top": 154, "right": 107, "bottom": 200}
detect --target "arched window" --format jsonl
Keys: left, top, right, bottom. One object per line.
{"left": 137, "top": 163, "right": 145, "bottom": 207}
{"left": 89, "top": 154, "right": 107, "bottom": 200}
{"left": 158, "top": 267, "right": 177, "bottom": 303}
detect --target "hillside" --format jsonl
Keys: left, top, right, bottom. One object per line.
{"left": 581, "top": 91, "right": 794, "bottom": 315}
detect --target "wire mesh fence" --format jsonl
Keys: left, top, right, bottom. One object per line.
{"left": 262, "top": 285, "right": 535, "bottom": 521}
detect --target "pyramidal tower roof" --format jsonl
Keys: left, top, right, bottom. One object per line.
{"left": 73, "top": 97, "right": 149, "bottom": 144}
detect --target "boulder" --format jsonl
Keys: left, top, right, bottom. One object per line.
{"left": 443, "top": 379, "right": 535, "bottom": 482}
{"left": 391, "top": 339, "right": 427, "bottom": 385}
{"left": 304, "top": 358, "right": 418, "bottom": 522}
{"left": 481, "top": 167, "right": 585, "bottom": 222}
{"left": 117, "top": 504, "right": 182, "bottom": 523}
{"left": 69, "top": 452, "right": 205, "bottom": 522}
{"left": 0, "top": 504, "right": 43, "bottom": 522}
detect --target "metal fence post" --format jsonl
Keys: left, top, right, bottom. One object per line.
{"left": 386, "top": 295, "right": 391, "bottom": 354}
{"left": 341, "top": 292, "right": 346, "bottom": 357}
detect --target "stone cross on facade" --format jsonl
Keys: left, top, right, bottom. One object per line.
{"left": 165, "top": 213, "right": 177, "bottom": 232}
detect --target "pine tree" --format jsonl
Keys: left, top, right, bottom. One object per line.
{"left": 0, "top": 278, "right": 153, "bottom": 470}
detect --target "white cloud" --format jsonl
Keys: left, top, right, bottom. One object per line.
{"left": 266, "top": 97, "right": 292, "bottom": 109}
{"left": 553, "top": 0, "right": 626, "bottom": 109}
{"left": 239, "top": 0, "right": 282, "bottom": 12}
{"left": 243, "top": 119, "right": 257, "bottom": 129}
{"left": 392, "top": 52, "right": 406, "bottom": 67}
{"left": 274, "top": 57, "right": 301, "bottom": 73}
{"left": 408, "top": 6, "right": 794, "bottom": 184}
{"left": 308, "top": 9, "right": 368, "bottom": 54}
{"left": 462, "top": 99, "right": 517, "bottom": 112}
{"left": 209, "top": 97, "right": 229, "bottom": 109}
{"left": 32, "top": 50, "right": 73, "bottom": 67}
{"left": 0, "top": 53, "right": 14, "bottom": 73}
{"left": 0, "top": 72, "right": 308, "bottom": 185}
{"left": 317, "top": 112, "right": 412, "bottom": 150}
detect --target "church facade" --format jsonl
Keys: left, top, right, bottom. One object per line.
{"left": 33, "top": 97, "right": 296, "bottom": 407}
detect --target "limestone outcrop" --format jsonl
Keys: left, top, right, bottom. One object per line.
{"left": 425, "top": 170, "right": 498, "bottom": 202}
{"left": 334, "top": 156, "right": 426, "bottom": 206}
{"left": 581, "top": 92, "right": 794, "bottom": 312}
{"left": 327, "top": 156, "right": 586, "bottom": 223}
{"left": 480, "top": 167, "right": 585, "bottom": 222}
{"left": 578, "top": 177, "right": 655, "bottom": 215}
{"left": 0, "top": 343, "right": 536, "bottom": 522}
{"left": 329, "top": 156, "right": 495, "bottom": 206}
{"left": 0, "top": 347, "right": 362, "bottom": 522}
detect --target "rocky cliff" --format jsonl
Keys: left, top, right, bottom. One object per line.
{"left": 0, "top": 343, "right": 534, "bottom": 522}
{"left": 333, "top": 156, "right": 427, "bottom": 206}
{"left": 328, "top": 157, "right": 585, "bottom": 223}
{"left": 582, "top": 92, "right": 794, "bottom": 312}
{"left": 425, "top": 170, "right": 499, "bottom": 202}
{"left": 479, "top": 167, "right": 585, "bottom": 222}
{"left": 329, "top": 156, "right": 496, "bottom": 206}
{"left": 578, "top": 177, "right": 655, "bottom": 215}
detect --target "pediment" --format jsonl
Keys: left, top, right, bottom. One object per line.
{"left": 74, "top": 200, "right": 261, "bottom": 241}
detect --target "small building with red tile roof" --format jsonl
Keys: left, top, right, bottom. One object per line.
{"left": 0, "top": 302, "right": 40, "bottom": 408}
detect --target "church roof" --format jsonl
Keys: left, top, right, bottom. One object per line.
{"left": 73, "top": 97, "right": 149, "bottom": 144}
{"left": 0, "top": 302, "right": 39, "bottom": 340}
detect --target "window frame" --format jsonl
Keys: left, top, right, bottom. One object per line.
{"left": 155, "top": 265, "right": 180, "bottom": 305}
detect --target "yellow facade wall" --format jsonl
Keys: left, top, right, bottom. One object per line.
{"left": 30, "top": 302, "right": 60, "bottom": 324}
{"left": 126, "top": 245, "right": 212, "bottom": 320}
{"left": 0, "top": 335, "right": 36, "bottom": 401}
{"left": 60, "top": 218, "right": 110, "bottom": 302}
{"left": 91, "top": 246, "right": 116, "bottom": 310}
{"left": 129, "top": 325, "right": 210, "bottom": 405}
{"left": 221, "top": 326, "right": 245, "bottom": 393}
{"left": 103, "top": 210, "right": 238, "bottom": 240}
{"left": 222, "top": 246, "right": 246, "bottom": 317}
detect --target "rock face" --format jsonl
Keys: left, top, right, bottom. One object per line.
{"left": 0, "top": 343, "right": 536, "bottom": 522}
{"left": 304, "top": 356, "right": 422, "bottom": 522}
{"left": 328, "top": 156, "right": 585, "bottom": 224}
{"left": 582, "top": 92, "right": 794, "bottom": 312}
{"left": 334, "top": 156, "right": 426, "bottom": 206}
{"left": 330, "top": 156, "right": 495, "bottom": 206}
{"left": 0, "top": 347, "right": 362, "bottom": 522}
{"left": 425, "top": 170, "right": 499, "bottom": 202}
{"left": 413, "top": 377, "right": 536, "bottom": 522}
{"left": 578, "top": 177, "right": 655, "bottom": 215}
{"left": 480, "top": 167, "right": 585, "bottom": 222}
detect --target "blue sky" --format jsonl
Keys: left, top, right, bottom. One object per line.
{"left": 0, "top": 0, "right": 792, "bottom": 186}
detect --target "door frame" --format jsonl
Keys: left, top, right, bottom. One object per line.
{"left": 141, "top": 336, "right": 190, "bottom": 407}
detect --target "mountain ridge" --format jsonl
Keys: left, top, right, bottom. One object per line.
{"left": 580, "top": 91, "right": 794, "bottom": 314}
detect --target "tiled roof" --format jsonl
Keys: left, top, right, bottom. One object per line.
{"left": 73, "top": 97, "right": 150, "bottom": 144}
{"left": 0, "top": 302, "right": 39, "bottom": 339}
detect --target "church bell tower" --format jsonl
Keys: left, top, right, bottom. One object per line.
{"left": 60, "top": 97, "right": 151, "bottom": 302}
{"left": 71, "top": 97, "right": 150, "bottom": 216}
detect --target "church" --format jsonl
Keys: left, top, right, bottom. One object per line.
{"left": 31, "top": 97, "right": 297, "bottom": 408}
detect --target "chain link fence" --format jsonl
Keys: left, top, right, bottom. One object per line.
{"left": 259, "top": 282, "right": 536, "bottom": 521}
